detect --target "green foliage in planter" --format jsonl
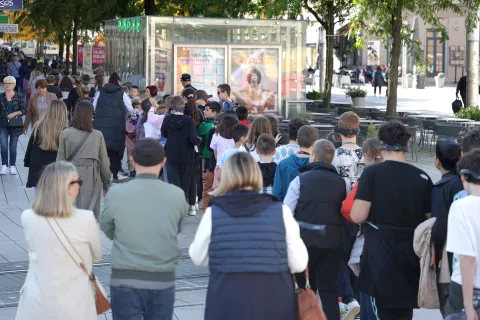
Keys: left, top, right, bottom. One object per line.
{"left": 367, "top": 123, "right": 378, "bottom": 138}
{"left": 455, "top": 106, "right": 480, "bottom": 121}
{"left": 297, "top": 112, "right": 314, "bottom": 121}
{"left": 306, "top": 90, "right": 324, "bottom": 100}
{"left": 344, "top": 86, "right": 367, "bottom": 98}
{"left": 437, "top": 72, "right": 445, "bottom": 79}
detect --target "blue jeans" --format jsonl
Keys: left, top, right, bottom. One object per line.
{"left": 0, "top": 127, "right": 19, "bottom": 166}
{"left": 110, "top": 285, "right": 175, "bottom": 320}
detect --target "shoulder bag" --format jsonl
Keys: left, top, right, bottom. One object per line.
{"left": 292, "top": 267, "right": 327, "bottom": 320}
{"left": 7, "top": 115, "right": 23, "bottom": 127}
{"left": 45, "top": 217, "right": 110, "bottom": 314}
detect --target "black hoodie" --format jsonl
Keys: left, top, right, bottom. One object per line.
{"left": 258, "top": 162, "right": 277, "bottom": 187}
{"left": 161, "top": 114, "right": 200, "bottom": 164}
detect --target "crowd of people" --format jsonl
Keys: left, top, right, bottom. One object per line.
{"left": 0, "top": 69, "right": 478, "bottom": 320}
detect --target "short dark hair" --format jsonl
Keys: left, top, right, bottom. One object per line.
{"left": 288, "top": 118, "right": 309, "bottom": 140}
{"left": 170, "top": 95, "right": 184, "bottom": 109}
{"left": 236, "top": 105, "right": 249, "bottom": 121}
{"left": 205, "top": 101, "right": 221, "bottom": 114}
{"left": 457, "top": 149, "right": 480, "bottom": 184}
{"left": 436, "top": 139, "right": 462, "bottom": 171}
{"left": 232, "top": 124, "right": 249, "bottom": 143}
{"left": 35, "top": 79, "right": 48, "bottom": 89}
{"left": 462, "top": 128, "right": 480, "bottom": 153}
{"left": 378, "top": 120, "right": 411, "bottom": 150}
{"left": 131, "top": 85, "right": 139, "bottom": 90}
{"left": 72, "top": 100, "right": 94, "bottom": 132}
{"left": 256, "top": 133, "right": 276, "bottom": 155}
{"left": 265, "top": 114, "right": 279, "bottom": 136}
{"left": 217, "top": 116, "right": 239, "bottom": 139}
{"left": 217, "top": 84, "right": 231, "bottom": 96}
{"left": 297, "top": 126, "right": 318, "bottom": 148}
{"left": 46, "top": 75, "right": 55, "bottom": 84}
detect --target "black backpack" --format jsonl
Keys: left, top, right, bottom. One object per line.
{"left": 452, "top": 99, "right": 462, "bottom": 114}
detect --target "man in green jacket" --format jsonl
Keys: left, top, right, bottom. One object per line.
{"left": 101, "top": 138, "right": 188, "bottom": 319}
{"left": 196, "top": 101, "right": 220, "bottom": 209}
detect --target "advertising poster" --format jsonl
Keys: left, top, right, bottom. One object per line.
{"left": 83, "top": 45, "right": 92, "bottom": 71}
{"left": 230, "top": 47, "right": 279, "bottom": 113}
{"left": 176, "top": 46, "right": 225, "bottom": 96}
{"left": 92, "top": 47, "right": 105, "bottom": 65}
{"left": 367, "top": 41, "right": 381, "bottom": 66}
{"left": 155, "top": 48, "right": 168, "bottom": 93}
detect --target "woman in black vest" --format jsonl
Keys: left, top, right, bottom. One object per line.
{"left": 189, "top": 152, "right": 308, "bottom": 320}
{"left": 93, "top": 73, "right": 133, "bottom": 183}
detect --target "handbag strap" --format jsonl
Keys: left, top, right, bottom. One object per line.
{"left": 292, "top": 266, "right": 311, "bottom": 290}
{"left": 45, "top": 217, "right": 92, "bottom": 278}
{"left": 67, "top": 132, "right": 90, "bottom": 162}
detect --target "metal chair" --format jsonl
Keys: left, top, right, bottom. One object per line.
{"left": 435, "top": 123, "right": 468, "bottom": 144}
{"left": 421, "top": 120, "right": 437, "bottom": 150}
{"left": 407, "top": 125, "right": 419, "bottom": 161}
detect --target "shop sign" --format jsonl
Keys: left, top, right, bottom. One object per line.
{"left": 117, "top": 18, "right": 141, "bottom": 33}
{"left": 0, "top": 24, "right": 17, "bottom": 33}
{"left": 0, "top": 0, "right": 22, "bottom": 11}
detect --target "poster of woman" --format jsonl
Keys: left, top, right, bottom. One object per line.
{"left": 230, "top": 47, "right": 280, "bottom": 113}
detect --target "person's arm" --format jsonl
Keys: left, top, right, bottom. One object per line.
{"left": 283, "top": 176, "right": 300, "bottom": 213}
{"left": 17, "top": 92, "right": 26, "bottom": 115}
{"left": 88, "top": 212, "right": 102, "bottom": 262}
{"left": 424, "top": 177, "right": 433, "bottom": 219}
{"left": 189, "top": 208, "right": 212, "bottom": 266}
{"left": 97, "top": 131, "right": 112, "bottom": 191}
{"left": 188, "top": 118, "right": 200, "bottom": 145}
{"left": 282, "top": 205, "right": 309, "bottom": 273}
{"left": 272, "top": 164, "right": 283, "bottom": 200}
{"left": 123, "top": 92, "right": 133, "bottom": 114}
{"left": 160, "top": 117, "right": 168, "bottom": 138}
{"left": 461, "top": 255, "right": 478, "bottom": 320}
{"left": 100, "top": 188, "right": 116, "bottom": 240}
{"left": 56, "top": 131, "right": 67, "bottom": 161}
{"left": 351, "top": 168, "right": 373, "bottom": 223}
{"left": 341, "top": 181, "right": 359, "bottom": 223}
{"left": 147, "top": 107, "right": 165, "bottom": 129}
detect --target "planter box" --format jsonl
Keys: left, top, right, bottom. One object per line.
{"left": 416, "top": 75, "right": 426, "bottom": 89}
{"left": 351, "top": 97, "right": 366, "bottom": 108}
{"left": 407, "top": 77, "right": 413, "bottom": 88}
{"left": 435, "top": 76, "right": 445, "bottom": 88}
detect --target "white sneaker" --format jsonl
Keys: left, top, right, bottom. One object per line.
{"left": 0, "top": 165, "right": 7, "bottom": 175}
{"left": 343, "top": 300, "right": 360, "bottom": 320}
{"left": 188, "top": 205, "right": 197, "bottom": 216}
{"left": 9, "top": 166, "right": 17, "bottom": 175}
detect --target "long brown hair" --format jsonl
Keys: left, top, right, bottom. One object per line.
{"left": 32, "top": 100, "right": 68, "bottom": 151}
{"left": 70, "top": 100, "right": 94, "bottom": 132}
{"left": 243, "top": 116, "right": 272, "bottom": 152}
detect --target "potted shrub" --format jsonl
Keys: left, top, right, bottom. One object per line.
{"left": 344, "top": 86, "right": 367, "bottom": 107}
{"left": 306, "top": 90, "right": 324, "bottom": 101}
{"left": 406, "top": 73, "right": 413, "bottom": 88}
{"left": 455, "top": 106, "right": 480, "bottom": 120}
{"left": 435, "top": 72, "right": 445, "bottom": 88}
{"left": 415, "top": 64, "right": 427, "bottom": 89}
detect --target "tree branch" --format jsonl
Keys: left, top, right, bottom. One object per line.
{"left": 304, "top": 0, "right": 327, "bottom": 29}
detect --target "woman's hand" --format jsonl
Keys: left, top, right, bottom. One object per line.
{"left": 7, "top": 113, "right": 16, "bottom": 120}
{"left": 103, "top": 189, "right": 108, "bottom": 197}
{"left": 275, "top": 134, "right": 282, "bottom": 144}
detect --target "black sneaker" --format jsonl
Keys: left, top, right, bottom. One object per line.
{"left": 112, "top": 178, "right": 122, "bottom": 184}
{"left": 129, "top": 170, "right": 136, "bottom": 178}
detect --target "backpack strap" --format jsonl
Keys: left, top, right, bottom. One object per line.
{"left": 67, "top": 132, "right": 90, "bottom": 161}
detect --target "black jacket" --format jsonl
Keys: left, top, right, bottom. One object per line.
{"left": 431, "top": 172, "right": 463, "bottom": 266}
{"left": 295, "top": 161, "right": 346, "bottom": 248}
{"left": 456, "top": 76, "right": 466, "bottom": 95}
{"left": 93, "top": 83, "right": 126, "bottom": 153}
{"left": 258, "top": 162, "right": 277, "bottom": 187}
{"left": 161, "top": 114, "right": 200, "bottom": 164}
{"left": 24, "top": 133, "right": 57, "bottom": 188}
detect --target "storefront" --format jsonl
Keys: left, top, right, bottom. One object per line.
{"left": 104, "top": 16, "right": 307, "bottom": 114}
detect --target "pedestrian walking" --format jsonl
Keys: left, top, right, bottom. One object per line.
{"left": 189, "top": 151, "right": 308, "bottom": 320}
{"left": 351, "top": 120, "right": 433, "bottom": 319}
{"left": 93, "top": 73, "right": 133, "bottom": 183}
{"left": 59, "top": 76, "right": 73, "bottom": 103}
{"left": 161, "top": 95, "right": 201, "bottom": 214}
{"left": 46, "top": 75, "right": 63, "bottom": 100}
{"left": 456, "top": 75, "right": 467, "bottom": 107}
{"left": 7, "top": 56, "right": 21, "bottom": 91}
{"left": 23, "top": 79, "right": 57, "bottom": 133}
{"left": 66, "top": 77, "right": 84, "bottom": 119}
{"left": 284, "top": 139, "right": 347, "bottom": 320}
{"left": 372, "top": 66, "right": 386, "bottom": 96}
{"left": 239, "top": 116, "right": 272, "bottom": 162}
{"left": 57, "top": 100, "right": 111, "bottom": 219}
{"left": 0, "top": 76, "right": 25, "bottom": 176}
{"left": 25, "top": 100, "right": 68, "bottom": 189}
{"left": 101, "top": 139, "right": 187, "bottom": 320}
{"left": 15, "top": 161, "right": 101, "bottom": 320}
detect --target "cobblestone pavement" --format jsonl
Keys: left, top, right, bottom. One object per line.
{"left": 0, "top": 85, "right": 458, "bottom": 319}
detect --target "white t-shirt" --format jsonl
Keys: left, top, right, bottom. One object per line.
{"left": 447, "top": 195, "right": 480, "bottom": 288}
{"left": 210, "top": 134, "right": 234, "bottom": 162}
{"left": 332, "top": 146, "right": 365, "bottom": 193}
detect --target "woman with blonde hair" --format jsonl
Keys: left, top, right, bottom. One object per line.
{"left": 24, "top": 100, "right": 68, "bottom": 188}
{"left": 189, "top": 152, "right": 308, "bottom": 320}
{"left": 57, "top": 100, "right": 111, "bottom": 219}
{"left": 15, "top": 161, "right": 101, "bottom": 320}
{"left": 239, "top": 116, "right": 272, "bottom": 162}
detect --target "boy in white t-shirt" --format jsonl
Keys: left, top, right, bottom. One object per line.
{"left": 446, "top": 149, "right": 480, "bottom": 319}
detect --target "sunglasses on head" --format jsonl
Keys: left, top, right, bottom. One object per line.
{"left": 69, "top": 179, "right": 83, "bottom": 187}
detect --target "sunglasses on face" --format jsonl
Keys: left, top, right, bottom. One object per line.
{"left": 69, "top": 179, "right": 83, "bottom": 187}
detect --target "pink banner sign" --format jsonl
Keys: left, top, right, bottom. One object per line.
{"left": 78, "top": 46, "right": 105, "bottom": 65}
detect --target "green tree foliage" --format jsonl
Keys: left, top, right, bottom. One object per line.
{"left": 349, "top": 0, "right": 480, "bottom": 115}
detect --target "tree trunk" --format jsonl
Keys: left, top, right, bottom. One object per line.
{"left": 144, "top": 0, "right": 155, "bottom": 15}
{"left": 323, "top": 9, "right": 335, "bottom": 109}
{"left": 72, "top": 17, "right": 78, "bottom": 75}
{"left": 386, "top": 0, "right": 403, "bottom": 116}
{"left": 58, "top": 33, "right": 65, "bottom": 64}
{"left": 66, "top": 31, "right": 72, "bottom": 72}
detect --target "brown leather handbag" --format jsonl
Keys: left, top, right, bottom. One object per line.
{"left": 293, "top": 267, "right": 327, "bottom": 320}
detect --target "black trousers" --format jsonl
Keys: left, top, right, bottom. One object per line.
{"left": 167, "top": 161, "right": 194, "bottom": 205}
{"left": 197, "top": 158, "right": 210, "bottom": 201}
{"left": 107, "top": 149, "right": 123, "bottom": 180}
{"left": 461, "top": 93, "right": 467, "bottom": 108}
{"left": 187, "top": 155, "right": 198, "bottom": 206}
{"left": 374, "top": 85, "right": 382, "bottom": 95}
{"left": 294, "top": 247, "right": 343, "bottom": 320}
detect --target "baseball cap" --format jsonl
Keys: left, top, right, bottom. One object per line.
{"left": 180, "top": 74, "right": 191, "bottom": 81}
{"left": 132, "top": 139, "right": 165, "bottom": 167}
{"left": 195, "top": 90, "right": 212, "bottom": 101}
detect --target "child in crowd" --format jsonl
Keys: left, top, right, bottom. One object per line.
{"left": 333, "top": 111, "right": 365, "bottom": 192}
{"left": 195, "top": 90, "right": 211, "bottom": 111}
{"left": 273, "top": 125, "right": 318, "bottom": 201}
{"left": 161, "top": 95, "right": 201, "bottom": 215}
{"left": 283, "top": 139, "right": 346, "bottom": 320}
{"left": 197, "top": 101, "right": 220, "bottom": 209}
{"left": 454, "top": 128, "right": 480, "bottom": 200}
{"left": 256, "top": 133, "right": 277, "bottom": 195}
{"left": 217, "top": 84, "right": 236, "bottom": 111}
{"left": 218, "top": 124, "right": 250, "bottom": 177}
{"left": 211, "top": 112, "right": 238, "bottom": 190}
{"left": 445, "top": 149, "right": 480, "bottom": 319}
{"left": 239, "top": 116, "right": 272, "bottom": 162}
{"left": 236, "top": 105, "right": 250, "bottom": 127}
{"left": 273, "top": 118, "right": 309, "bottom": 163}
